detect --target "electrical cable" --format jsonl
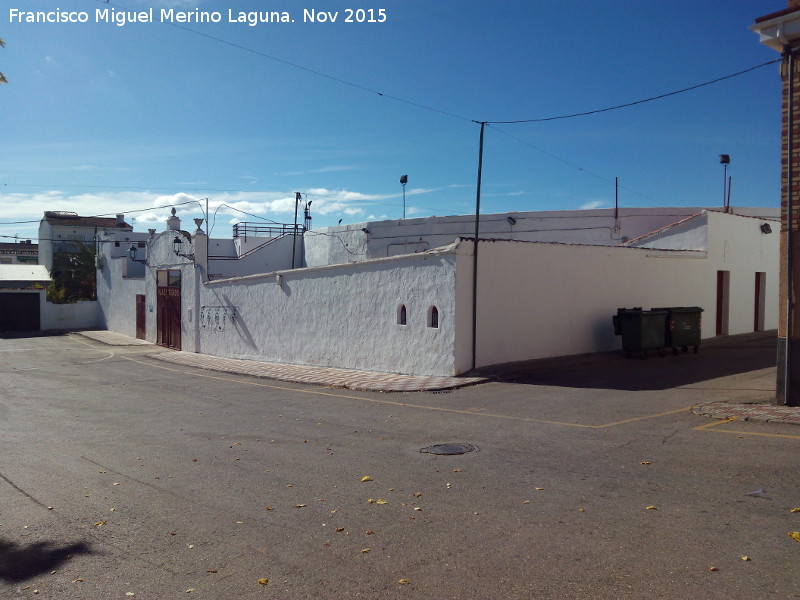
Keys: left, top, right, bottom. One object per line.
{"left": 487, "top": 59, "right": 781, "bottom": 124}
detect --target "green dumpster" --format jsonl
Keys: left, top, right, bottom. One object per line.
{"left": 614, "top": 308, "right": 668, "bottom": 359}
{"left": 653, "top": 306, "right": 703, "bottom": 354}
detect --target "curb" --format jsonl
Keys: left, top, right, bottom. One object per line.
{"left": 692, "top": 401, "right": 800, "bottom": 426}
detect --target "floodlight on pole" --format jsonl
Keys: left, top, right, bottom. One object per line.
{"left": 400, "top": 174, "right": 408, "bottom": 219}
{"left": 720, "top": 154, "right": 731, "bottom": 212}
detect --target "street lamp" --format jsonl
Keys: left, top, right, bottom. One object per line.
{"left": 719, "top": 154, "right": 731, "bottom": 212}
{"left": 400, "top": 174, "right": 408, "bottom": 219}
{"left": 172, "top": 236, "right": 195, "bottom": 261}
{"left": 128, "top": 245, "right": 147, "bottom": 264}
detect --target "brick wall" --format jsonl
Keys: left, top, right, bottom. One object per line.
{"left": 781, "top": 53, "right": 800, "bottom": 233}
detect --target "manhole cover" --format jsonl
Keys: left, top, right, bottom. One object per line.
{"left": 420, "top": 443, "right": 479, "bottom": 455}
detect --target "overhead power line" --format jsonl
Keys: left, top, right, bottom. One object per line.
{"left": 487, "top": 59, "right": 781, "bottom": 124}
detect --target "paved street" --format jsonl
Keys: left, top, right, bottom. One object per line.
{"left": 0, "top": 332, "right": 798, "bottom": 599}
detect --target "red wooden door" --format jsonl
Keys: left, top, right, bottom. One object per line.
{"left": 135, "top": 294, "right": 146, "bottom": 340}
{"left": 156, "top": 270, "right": 181, "bottom": 350}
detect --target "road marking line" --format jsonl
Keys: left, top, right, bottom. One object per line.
{"left": 122, "top": 355, "right": 691, "bottom": 430}
{"left": 592, "top": 407, "right": 691, "bottom": 428}
{"left": 693, "top": 417, "right": 800, "bottom": 440}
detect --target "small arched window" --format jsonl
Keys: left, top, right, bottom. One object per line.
{"left": 398, "top": 304, "right": 407, "bottom": 325}
{"left": 428, "top": 305, "right": 439, "bottom": 328}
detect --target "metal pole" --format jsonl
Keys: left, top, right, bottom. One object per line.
{"left": 727, "top": 176, "right": 732, "bottom": 213}
{"left": 723, "top": 163, "right": 728, "bottom": 210}
{"left": 291, "top": 192, "right": 300, "bottom": 269}
{"left": 471, "top": 122, "right": 486, "bottom": 371}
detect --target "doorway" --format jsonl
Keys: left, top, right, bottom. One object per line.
{"left": 716, "top": 270, "right": 730, "bottom": 336}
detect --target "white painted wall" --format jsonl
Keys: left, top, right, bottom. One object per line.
{"left": 207, "top": 234, "right": 302, "bottom": 279}
{"left": 193, "top": 248, "right": 458, "bottom": 376}
{"left": 304, "top": 206, "right": 780, "bottom": 268}
{"left": 41, "top": 299, "right": 101, "bottom": 331}
{"left": 704, "top": 211, "right": 780, "bottom": 335}
{"left": 96, "top": 242, "right": 147, "bottom": 338}
{"left": 452, "top": 211, "right": 779, "bottom": 372}
{"left": 626, "top": 213, "right": 709, "bottom": 250}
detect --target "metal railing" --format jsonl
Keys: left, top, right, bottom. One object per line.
{"left": 232, "top": 222, "right": 303, "bottom": 242}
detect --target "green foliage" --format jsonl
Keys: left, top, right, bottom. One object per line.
{"left": 48, "top": 240, "right": 97, "bottom": 303}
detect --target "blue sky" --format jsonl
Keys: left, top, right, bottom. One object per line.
{"left": 0, "top": 0, "right": 786, "bottom": 242}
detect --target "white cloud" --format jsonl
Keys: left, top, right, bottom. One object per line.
{"left": 580, "top": 200, "right": 610, "bottom": 210}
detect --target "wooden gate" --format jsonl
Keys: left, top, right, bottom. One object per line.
{"left": 135, "top": 294, "right": 146, "bottom": 340}
{"left": 156, "top": 270, "right": 181, "bottom": 350}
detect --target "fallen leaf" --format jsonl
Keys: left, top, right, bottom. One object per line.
{"left": 361, "top": 548, "right": 370, "bottom": 553}
{"left": 126, "top": 594, "right": 135, "bottom": 597}
{"left": 398, "top": 579, "right": 410, "bottom": 585}
{"left": 365, "top": 530, "right": 374, "bottom": 535}
{"left": 367, "top": 498, "right": 376, "bottom": 504}
{"left": 646, "top": 506, "right": 658, "bottom": 510}
{"left": 523, "top": 500, "right": 530, "bottom": 504}
{"left": 113, "top": 482, "right": 120, "bottom": 486}
{"left": 235, "top": 521, "right": 244, "bottom": 524}
{"left": 641, "top": 461, "right": 651, "bottom": 465}
{"left": 789, "top": 531, "right": 800, "bottom": 542}
{"left": 188, "top": 545, "right": 194, "bottom": 549}
{"left": 335, "top": 527, "right": 345, "bottom": 532}
{"left": 791, "top": 508, "right": 800, "bottom": 513}
{"left": 265, "top": 506, "right": 273, "bottom": 511}
{"left": 361, "top": 476, "right": 373, "bottom": 482}
{"left": 453, "top": 468, "right": 461, "bottom": 472}
{"left": 295, "top": 504, "right": 307, "bottom": 508}
{"left": 741, "top": 556, "right": 751, "bottom": 561}
{"left": 73, "top": 578, "right": 84, "bottom": 583}
{"left": 413, "top": 492, "right": 422, "bottom": 498}
{"left": 376, "top": 498, "right": 388, "bottom": 505}
{"left": 186, "top": 589, "right": 195, "bottom": 593}
{"left": 709, "top": 567, "right": 718, "bottom": 572}
{"left": 258, "top": 578, "right": 269, "bottom": 585}
{"left": 414, "top": 507, "right": 422, "bottom": 511}
{"left": 93, "top": 521, "right": 106, "bottom": 527}
{"left": 535, "top": 487, "right": 544, "bottom": 491}
{"left": 206, "top": 570, "right": 218, "bottom": 573}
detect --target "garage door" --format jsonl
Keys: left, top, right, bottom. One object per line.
{"left": 0, "top": 293, "right": 41, "bottom": 332}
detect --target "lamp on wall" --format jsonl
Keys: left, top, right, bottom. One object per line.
{"left": 506, "top": 216, "right": 517, "bottom": 226}
{"left": 761, "top": 222, "right": 773, "bottom": 234}
{"left": 173, "top": 236, "right": 195, "bottom": 260}
{"left": 128, "top": 245, "right": 147, "bottom": 264}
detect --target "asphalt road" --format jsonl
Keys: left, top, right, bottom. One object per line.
{"left": 0, "top": 333, "right": 798, "bottom": 599}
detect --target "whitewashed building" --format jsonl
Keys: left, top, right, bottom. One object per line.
{"left": 95, "top": 205, "right": 780, "bottom": 376}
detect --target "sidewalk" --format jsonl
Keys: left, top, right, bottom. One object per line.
{"left": 74, "top": 330, "right": 488, "bottom": 393}
{"left": 74, "top": 330, "right": 800, "bottom": 424}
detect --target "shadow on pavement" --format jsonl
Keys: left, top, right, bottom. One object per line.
{"left": 0, "top": 539, "right": 92, "bottom": 583}
{"left": 0, "top": 331, "right": 67, "bottom": 340}
{"left": 478, "top": 332, "right": 777, "bottom": 392}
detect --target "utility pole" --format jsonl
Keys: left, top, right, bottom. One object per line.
{"left": 471, "top": 122, "right": 486, "bottom": 371}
